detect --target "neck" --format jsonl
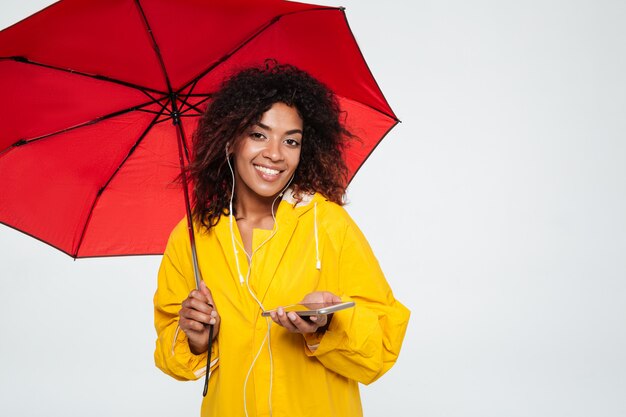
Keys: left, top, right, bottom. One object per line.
{"left": 234, "top": 187, "right": 281, "bottom": 223}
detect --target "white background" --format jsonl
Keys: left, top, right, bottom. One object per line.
{"left": 1, "top": 1, "right": 626, "bottom": 416}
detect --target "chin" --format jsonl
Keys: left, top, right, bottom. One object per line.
{"left": 255, "top": 185, "right": 289, "bottom": 199}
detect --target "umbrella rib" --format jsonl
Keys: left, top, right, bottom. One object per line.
{"left": 154, "top": 113, "right": 199, "bottom": 125}
{"left": 179, "top": 106, "right": 204, "bottom": 117}
{"left": 177, "top": 7, "right": 399, "bottom": 122}
{"left": 136, "top": 108, "right": 165, "bottom": 116}
{"left": 138, "top": 89, "right": 171, "bottom": 112}
{"left": 145, "top": 94, "right": 172, "bottom": 116}
{"left": 74, "top": 109, "right": 165, "bottom": 257}
{"left": 341, "top": 96, "right": 401, "bottom": 124}
{"left": 0, "top": 56, "right": 167, "bottom": 96}
{"left": 134, "top": 0, "right": 174, "bottom": 94}
{"left": 177, "top": 6, "right": 343, "bottom": 93}
{"left": 1, "top": 98, "right": 164, "bottom": 154}
{"left": 0, "top": 219, "right": 164, "bottom": 258}
{"left": 176, "top": 111, "right": 193, "bottom": 164}
{"left": 178, "top": 94, "right": 212, "bottom": 116}
{"left": 346, "top": 119, "right": 400, "bottom": 186}
{"left": 181, "top": 79, "right": 200, "bottom": 104}
{"left": 337, "top": 9, "right": 399, "bottom": 121}
{"left": 175, "top": 79, "right": 211, "bottom": 124}
{"left": 154, "top": 116, "right": 174, "bottom": 125}
{"left": 0, "top": 221, "right": 79, "bottom": 259}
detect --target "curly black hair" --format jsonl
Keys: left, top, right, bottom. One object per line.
{"left": 189, "top": 62, "right": 351, "bottom": 231}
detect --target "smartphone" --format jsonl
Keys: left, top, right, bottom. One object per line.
{"left": 261, "top": 301, "right": 355, "bottom": 317}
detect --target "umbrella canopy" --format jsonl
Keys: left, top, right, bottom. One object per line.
{"left": 0, "top": 0, "right": 398, "bottom": 258}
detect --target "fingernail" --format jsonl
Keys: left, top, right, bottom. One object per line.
{"left": 211, "top": 310, "right": 217, "bottom": 317}
{"left": 278, "top": 307, "right": 284, "bottom": 316}
{"left": 209, "top": 318, "right": 216, "bottom": 325}
{"left": 288, "top": 312, "right": 297, "bottom": 321}
{"left": 310, "top": 315, "right": 318, "bottom": 322}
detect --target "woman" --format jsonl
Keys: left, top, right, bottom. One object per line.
{"left": 154, "top": 63, "right": 409, "bottom": 417}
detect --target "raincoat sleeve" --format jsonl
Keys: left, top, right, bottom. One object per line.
{"left": 304, "top": 211, "right": 410, "bottom": 385}
{"left": 154, "top": 221, "right": 219, "bottom": 381}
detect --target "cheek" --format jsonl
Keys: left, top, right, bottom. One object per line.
{"left": 289, "top": 157, "right": 301, "bottom": 174}
{"left": 292, "top": 148, "right": 305, "bottom": 172}
{"left": 292, "top": 148, "right": 303, "bottom": 167}
{"left": 232, "top": 154, "right": 251, "bottom": 179}
{"left": 233, "top": 154, "right": 244, "bottom": 171}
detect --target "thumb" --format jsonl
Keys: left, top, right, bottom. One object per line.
{"left": 323, "top": 291, "right": 341, "bottom": 303}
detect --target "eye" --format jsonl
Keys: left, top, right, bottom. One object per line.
{"left": 249, "top": 132, "right": 266, "bottom": 140}
{"left": 284, "top": 138, "right": 301, "bottom": 147}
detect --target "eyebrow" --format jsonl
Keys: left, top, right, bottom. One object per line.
{"left": 255, "top": 122, "right": 303, "bottom": 136}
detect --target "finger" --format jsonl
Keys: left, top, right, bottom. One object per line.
{"left": 180, "top": 310, "right": 220, "bottom": 336}
{"left": 276, "top": 307, "right": 298, "bottom": 332}
{"left": 187, "top": 289, "right": 209, "bottom": 306}
{"left": 199, "top": 281, "right": 216, "bottom": 307}
{"left": 269, "top": 310, "right": 289, "bottom": 329}
{"left": 183, "top": 297, "right": 213, "bottom": 314}
{"left": 181, "top": 308, "right": 213, "bottom": 326}
{"left": 269, "top": 311, "right": 279, "bottom": 324}
{"left": 189, "top": 288, "right": 210, "bottom": 303}
{"left": 286, "top": 312, "right": 318, "bottom": 333}
{"left": 209, "top": 310, "right": 219, "bottom": 326}
{"left": 308, "top": 315, "right": 328, "bottom": 328}
{"left": 179, "top": 316, "right": 209, "bottom": 333}
{"left": 180, "top": 301, "right": 214, "bottom": 323}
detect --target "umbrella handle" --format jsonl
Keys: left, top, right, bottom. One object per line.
{"left": 202, "top": 324, "right": 214, "bottom": 397}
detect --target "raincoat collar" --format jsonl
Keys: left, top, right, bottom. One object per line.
{"left": 212, "top": 189, "right": 325, "bottom": 303}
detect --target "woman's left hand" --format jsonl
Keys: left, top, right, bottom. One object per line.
{"left": 269, "top": 291, "right": 341, "bottom": 334}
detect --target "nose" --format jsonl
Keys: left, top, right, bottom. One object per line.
{"left": 262, "top": 137, "right": 283, "bottom": 162}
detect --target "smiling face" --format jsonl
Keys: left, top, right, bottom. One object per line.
{"left": 232, "top": 102, "right": 303, "bottom": 203}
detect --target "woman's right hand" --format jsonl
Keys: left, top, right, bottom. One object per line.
{"left": 179, "top": 281, "right": 220, "bottom": 355}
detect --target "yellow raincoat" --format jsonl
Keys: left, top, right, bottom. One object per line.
{"left": 154, "top": 192, "right": 410, "bottom": 417}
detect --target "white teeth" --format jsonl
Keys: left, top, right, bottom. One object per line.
{"left": 255, "top": 165, "right": 280, "bottom": 176}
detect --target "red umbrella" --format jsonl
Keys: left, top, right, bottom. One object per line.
{"left": 0, "top": 0, "right": 398, "bottom": 259}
